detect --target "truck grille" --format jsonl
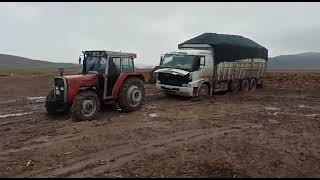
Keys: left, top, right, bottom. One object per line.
{"left": 158, "top": 72, "right": 190, "bottom": 86}
{"left": 54, "top": 77, "right": 66, "bottom": 102}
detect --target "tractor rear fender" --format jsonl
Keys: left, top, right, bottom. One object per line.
{"left": 112, "top": 72, "right": 144, "bottom": 98}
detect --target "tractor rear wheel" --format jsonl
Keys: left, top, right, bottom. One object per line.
{"left": 118, "top": 77, "right": 145, "bottom": 112}
{"left": 45, "top": 90, "right": 69, "bottom": 116}
{"left": 71, "top": 91, "right": 100, "bottom": 121}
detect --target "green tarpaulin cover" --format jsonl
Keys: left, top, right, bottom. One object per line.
{"left": 178, "top": 33, "right": 268, "bottom": 63}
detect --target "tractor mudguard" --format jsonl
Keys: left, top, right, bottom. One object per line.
{"left": 112, "top": 72, "right": 144, "bottom": 98}
{"left": 65, "top": 74, "right": 98, "bottom": 104}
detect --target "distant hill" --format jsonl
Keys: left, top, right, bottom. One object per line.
{"left": 0, "top": 54, "right": 78, "bottom": 70}
{"left": 1, "top": 52, "right": 319, "bottom": 72}
{"left": 268, "top": 52, "right": 320, "bottom": 70}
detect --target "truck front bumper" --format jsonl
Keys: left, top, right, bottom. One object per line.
{"left": 155, "top": 83, "right": 195, "bottom": 97}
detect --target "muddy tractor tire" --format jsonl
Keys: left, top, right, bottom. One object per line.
{"left": 229, "top": 80, "right": 240, "bottom": 94}
{"left": 198, "top": 84, "right": 210, "bottom": 97}
{"left": 118, "top": 77, "right": 145, "bottom": 112}
{"left": 45, "top": 90, "right": 69, "bottom": 116}
{"left": 241, "top": 79, "right": 250, "bottom": 91}
{"left": 71, "top": 91, "right": 100, "bottom": 121}
{"left": 250, "top": 79, "right": 257, "bottom": 91}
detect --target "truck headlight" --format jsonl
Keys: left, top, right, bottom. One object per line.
{"left": 60, "top": 87, "right": 64, "bottom": 91}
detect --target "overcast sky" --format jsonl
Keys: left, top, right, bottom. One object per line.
{"left": 1, "top": 2, "right": 320, "bottom": 66}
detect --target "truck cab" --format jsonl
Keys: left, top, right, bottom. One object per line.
{"left": 154, "top": 49, "right": 214, "bottom": 97}
{"left": 154, "top": 33, "right": 268, "bottom": 98}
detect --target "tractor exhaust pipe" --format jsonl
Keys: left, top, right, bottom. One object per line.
{"left": 58, "top": 68, "right": 64, "bottom": 77}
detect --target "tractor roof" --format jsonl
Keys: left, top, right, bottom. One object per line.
{"left": 84, "top": 50, "right": 137, "bottom": 58}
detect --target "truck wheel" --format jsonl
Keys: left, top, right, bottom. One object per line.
{"left": 250, "top": 79, "right": 257, "bottom": 91}
{"left": 257, "top": 80, "right": 264, "bottom": 89}
{"left": 118, "top": 77, "right": 145, "bottom": 112}
{"left": 45, "top": 90, "right": 69, "bottom": 116}
{"left": 198, "top": 84, "right": 209, "bottom": 97}
{"left": 229, "top": 80, "right": 240, "bottom": 93}
{"left": 71, "top": 91, "right": 100, "bottom": 121}
{"left": 241, "top": 79, "right": 250, "bottom": 91}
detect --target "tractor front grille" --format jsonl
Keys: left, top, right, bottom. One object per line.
{"left": 54, "top": 77, "right": 66, "bottom": 102}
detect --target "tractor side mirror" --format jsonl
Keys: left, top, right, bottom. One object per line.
{"left": 79, "top": 55, "right": 84, "bottom": 64}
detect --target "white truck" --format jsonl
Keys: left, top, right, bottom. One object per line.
{"left": 154, "top": 33, "right": 268, "bottom": 97}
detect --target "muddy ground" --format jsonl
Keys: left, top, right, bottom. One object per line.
{"left": 0, "top": 71, "right": 319, "bottom": 178}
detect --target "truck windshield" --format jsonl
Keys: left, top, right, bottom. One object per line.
{"left": 160, "top": 54, "right": 201, "bottom": 72}
{"left": 84, "top": 56, "right": 106, "bottom": 74}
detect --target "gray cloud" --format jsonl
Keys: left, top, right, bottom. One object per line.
{"left": 1, "top": 2, "right": 320, "bottom": 65}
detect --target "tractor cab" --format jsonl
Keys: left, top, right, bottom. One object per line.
{"left": 46, "top": 50, "right": 145, "bottom": 121}
{"left": 80, "top": 50, "right": 136, "bottom": 74}
{"left": 80, "top": 51, "right": 137, "bottom": 98}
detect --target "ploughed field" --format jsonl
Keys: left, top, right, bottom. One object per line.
{"left": 0, "top": 71, "right": 319, "bottom": 178}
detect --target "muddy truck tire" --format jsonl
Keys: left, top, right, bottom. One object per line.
{"left": 257, "top": 80, "right": 264, "bottom": 89}
{"left": 250, "top": 79, "right": 257, "bottom": 91}
{"left": 71, "top": 91, "right": 100, "bottom": 121}
{"left": 198, "top": 84, "right": 210, "bottom": 97}
{"left": 229, "top": 80, "right": 240, "bottom": 94}
{"left": 45, "top": 90, "right": 69, "bottom": 116}
{"left": 241, "top": 79, "right": 250, "bottom": 91}
{"left": 118, "top": 77, "right": 145, "bottom": 112}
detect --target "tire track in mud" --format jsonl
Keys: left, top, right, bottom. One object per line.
{"left": 0, "top": 133, "right": 80, "bottom": 157}
{"left": 27, "top": 123, "right": 262, "bottom": 178}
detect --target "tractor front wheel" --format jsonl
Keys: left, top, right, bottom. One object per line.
{"left": 118, "top": 77, "right": 145, "bottom": 112}
{"left": 45, "top": 90, "right": 69, "bottom": 116}
{"left": 71, "top": 91, "right": 100, "bottom": 121}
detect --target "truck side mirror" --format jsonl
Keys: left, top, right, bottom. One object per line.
{"left": 160, "top": 55, "right": 164, "bottom": 65}
{"left": 78, "top": 57, "right": 81, "bottom": 64}
{"left": 200, "top": 57, "right": 205, "bottom": 67}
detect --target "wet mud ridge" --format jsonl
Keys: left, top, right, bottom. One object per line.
{"left": 0, "top": 71, "right": 320, "bottom": 177}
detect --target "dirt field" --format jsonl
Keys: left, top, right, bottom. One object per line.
{"left": 0, "top": 71, "right": 319, "bottom": 178}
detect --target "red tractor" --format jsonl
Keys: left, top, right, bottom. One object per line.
{"left": 45, "top": 50, "right": 145, "bottom": 121}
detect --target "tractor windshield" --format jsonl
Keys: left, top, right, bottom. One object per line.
{"left": 84, "top": 56, "right": 106, "bottom": 74}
